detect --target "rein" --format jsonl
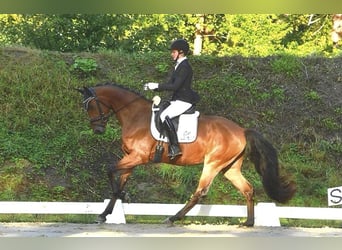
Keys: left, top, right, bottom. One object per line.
{"left": 83, "top": 87, "right": 141, "bottom": 123}
{"left": 112, "top": 95, "right": 142, "bottom": 114}
{"left": 83, "top": 95, "right": 112, "bottom": 123}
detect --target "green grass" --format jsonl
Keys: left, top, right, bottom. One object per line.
{"left": 270, "top": 54, "right": 301, "bottom": 77}
{"left": 0, "top": 214, "right": 97, "bottom": 223}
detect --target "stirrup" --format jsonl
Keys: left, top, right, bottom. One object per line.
{"left": 168, "top": 145, "right": 182, "bottom": 160}
{"left": 153, "top": 143, "right": 164, "bottom": 163}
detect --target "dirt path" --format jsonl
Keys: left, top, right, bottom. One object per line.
{"left": 0, "top": 223, "right": 341, "bottom": 237}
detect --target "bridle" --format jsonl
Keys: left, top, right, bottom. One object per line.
{"left": 83, "top": 88, "right": 112, "bottom": 125}
{"left": 83, "top": 87, "right": 141, "bottom": 125}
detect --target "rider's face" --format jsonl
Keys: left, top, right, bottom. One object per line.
{"left": 171, "top": 50, "right": 179, "bottom": 61}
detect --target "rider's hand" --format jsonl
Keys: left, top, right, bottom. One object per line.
{"left": 144, "top": 82, "right": 159, "bottom": 90}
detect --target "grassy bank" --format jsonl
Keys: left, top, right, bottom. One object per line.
{"left": 0, "top": 46, "right": 341, "bottom": 226}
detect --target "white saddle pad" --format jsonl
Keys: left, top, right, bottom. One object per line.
{"left": 150, "top": 108, "right": 200, "bottom": 143}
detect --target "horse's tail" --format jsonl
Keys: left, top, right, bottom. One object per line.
{"left": 244, "top": 129, "right": 296, "bottom": 203}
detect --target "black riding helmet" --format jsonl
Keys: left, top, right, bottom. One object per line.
{"left": 169, "top": 39, "right": 190, "bottom": 55}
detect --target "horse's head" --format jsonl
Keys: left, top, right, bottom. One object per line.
{"left": 77, "top": 87, "right": 112, "bottom": 134}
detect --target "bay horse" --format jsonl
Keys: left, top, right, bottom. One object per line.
{"left": 78, "top": 83, "right": 296, "bottom": 226}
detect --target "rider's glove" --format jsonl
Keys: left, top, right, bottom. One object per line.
{"left": 144, "top": 82, "right": 159, "bottom": 90}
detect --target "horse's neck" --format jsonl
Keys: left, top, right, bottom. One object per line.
{"left": 101, "top": 86, "right": 151, "bottom": 132}
{"left": 113, "top": 96, "right": 151, "bottom": 131}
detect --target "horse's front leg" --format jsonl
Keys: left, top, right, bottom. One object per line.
{"left": 97, "top": 166, "right": 132, "bottom": 223}
{"left": 97, "top": 152, "right": 146, "bottom": 223}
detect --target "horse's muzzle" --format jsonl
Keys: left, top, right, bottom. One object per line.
{"left": 93, "top": 125, "right": 106, "bottom": 134}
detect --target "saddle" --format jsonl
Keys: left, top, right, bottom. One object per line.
{"left": 150, "top": 96, "right": 200, "bottom": 143}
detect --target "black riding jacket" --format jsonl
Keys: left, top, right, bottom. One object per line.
{"left": 156, "top": 59, "right": 199, "bottom": 104}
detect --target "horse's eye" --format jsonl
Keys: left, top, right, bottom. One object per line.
{"left": 87, "top": 104, "right": 95, "bottom": 111}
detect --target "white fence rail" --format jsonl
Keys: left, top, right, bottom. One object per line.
{"left": 0, "top": 200, "right": 341, "bottom": 227}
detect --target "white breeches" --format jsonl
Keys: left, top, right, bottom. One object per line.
{"left": 160, "top": 100, "right": 192, "bottom": 122}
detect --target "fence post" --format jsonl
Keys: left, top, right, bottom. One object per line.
{"left": 105, "top": 199, "right": 126, "bottom": 224}
{"left": 255, "top": 202, "right": 281, "bottom": 227}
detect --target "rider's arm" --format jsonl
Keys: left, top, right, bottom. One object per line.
{"left": 157, "top": 64, "right": 190, "bottom": 91}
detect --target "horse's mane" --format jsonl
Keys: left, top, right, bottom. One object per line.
{"left": 95, "top": 82, "right": 150, "bottom": 102}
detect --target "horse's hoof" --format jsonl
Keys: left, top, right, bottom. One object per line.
{"left": 163, "top": 217, "right": 174, "bottom": 227}
{"left": 240, "top": 220, "right": 254, "bottom": 227}
{"left": 96, "top": 215, "right": 106, "bottom": 224}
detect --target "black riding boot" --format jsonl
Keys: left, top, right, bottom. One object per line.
{"left": 163, "top": 116, "right": 182, "bottom": 160}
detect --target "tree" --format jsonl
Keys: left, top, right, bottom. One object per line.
{"left": 0, "top": 14, "right": 337, "bottom": 55}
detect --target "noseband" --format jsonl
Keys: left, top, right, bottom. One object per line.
{"left": 83, "top": 88, "right": 112, "bottom": 124}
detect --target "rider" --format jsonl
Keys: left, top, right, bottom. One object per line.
{"left": 144, "top": 39, "right": 200, "bottom": 160}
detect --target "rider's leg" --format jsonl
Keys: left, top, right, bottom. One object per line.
{"left": 160, "top": 100, "right": 192, "bottom": 160}
{"left": 163, "top": 116, "right": 182, "bottom": 159}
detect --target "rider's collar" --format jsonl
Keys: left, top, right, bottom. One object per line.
{"left": 175, "top": 56, "right": 187, "bottom": 69}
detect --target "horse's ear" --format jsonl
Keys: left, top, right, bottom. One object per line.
{"left": 74, "top": 87, "right": 93, "bottom": 96}
{"left": 83, "top": 87, "right": 94, "bottom": 97}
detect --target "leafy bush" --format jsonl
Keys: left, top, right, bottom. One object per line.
{"left": 72, "top": 57, "right": 98, "bottom": 73}
{"left": 271, "top": 54, "right": 301, "bottom": 77}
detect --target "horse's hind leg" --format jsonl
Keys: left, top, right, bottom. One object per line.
{"left": 165, "top": 165, "right": 219, "bottom": 224}
{"left": 224, "top": 157, "right": 255, "bottom": 227}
